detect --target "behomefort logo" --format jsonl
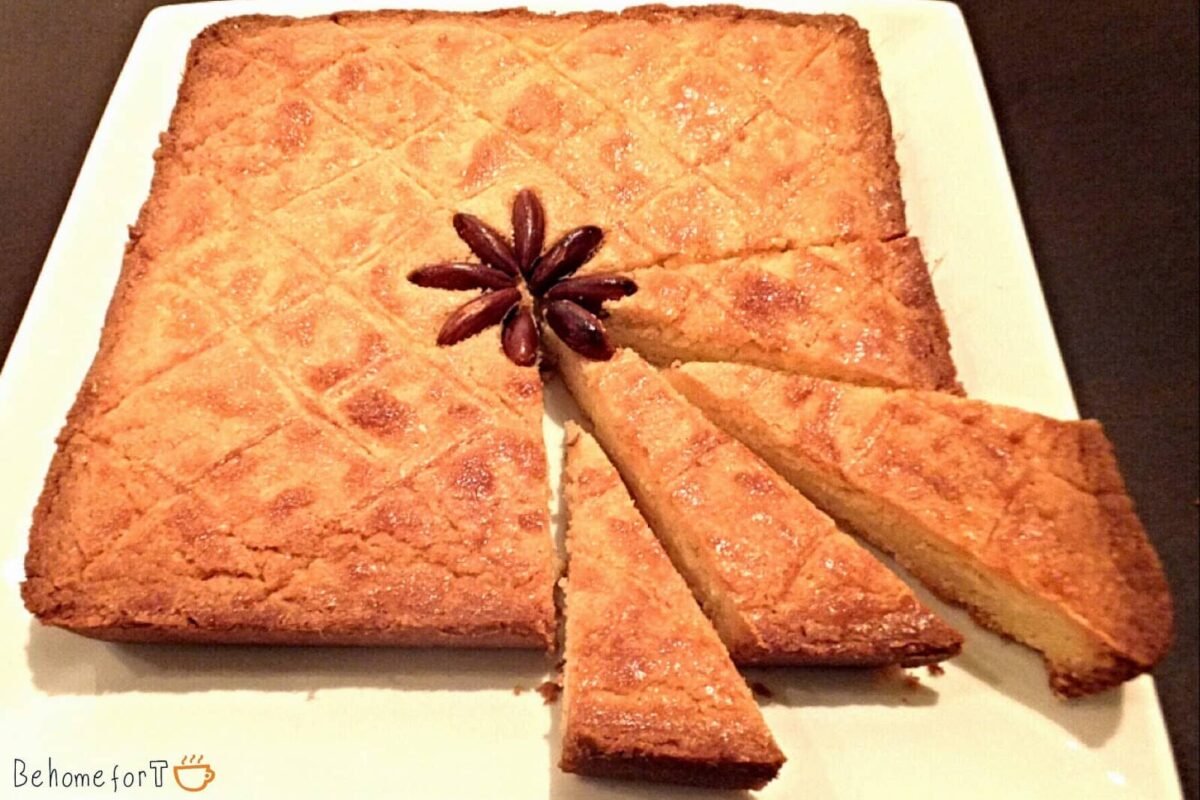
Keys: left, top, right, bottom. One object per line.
{"left": 13, "top": 756, "right": 216, "bottom": 793}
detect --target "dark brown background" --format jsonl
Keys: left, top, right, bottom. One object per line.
{"left": 1, "top": 1, "right": 1197, "bottom": 795}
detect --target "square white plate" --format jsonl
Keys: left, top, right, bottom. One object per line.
{"left": 0, "top": 1, "right": 1182, "bottom": 798}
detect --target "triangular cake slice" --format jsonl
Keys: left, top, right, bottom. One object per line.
{"left": 561, "top": 424, "right": 784, "bottom": 789}
{"left": 667, "top": 362, "right": 1173, "bottom": 696}
{"left": 604, "top": 238, "right": 960, "bottom": 392}
{"left": 549, "top": 338, "right": 961, "bottom": 666}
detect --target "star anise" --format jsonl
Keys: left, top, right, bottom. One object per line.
{"left": 408, "top": 189, "right": 637, "bottom": 366}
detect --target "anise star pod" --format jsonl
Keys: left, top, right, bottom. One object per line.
{"left": 409, "top": 188, "right": 636, "bottom": 365}
{"left": 543, "top": 299, "right": 615, "bottom": 361}
{"left": 512, "top": 189, "right": 545, "bottom": 276}
{"left": 528, "top": 226, "right": 605, "bottom": 294}
{"left": 453, "top": 213, "right": 520, "bottom": 277}
{"left": 436, "top": 287, "right": 520, "bottom": 346}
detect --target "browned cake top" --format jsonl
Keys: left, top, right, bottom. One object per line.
{"left": 198, "top": 5, "right": 902, "bottom": 254}
{"left": 26, "top": 5, "right": 949, "bottom": 648}
{"left": 667, "top": 361, "right": 1173, "bottom": 692}
{"left": 561, "top": 424, "right": 783, "bottom": 789}
{"left": 608, "top": 237, "right": 956, "bottom": 390}
{"left": 164, "top": 4, "right": 954, "bottom": 385}
{"left": 552, "top": 340, "right": 962, "bottom": 665}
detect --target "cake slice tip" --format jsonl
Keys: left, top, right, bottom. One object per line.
{"left": 561, "top": 421, "right": 784, "bottom": 790}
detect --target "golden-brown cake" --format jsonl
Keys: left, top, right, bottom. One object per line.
{"left": 561, "top": 423, "right": 784, "bottom": 789}
{"left": 607, "top": 237, "right": 959, "bottom": 392}
{"left": 666, "top": 362, "right": 1173, "bottom": 696}
{"left": 550, "top": 339, "right": 962, "bottom": 665}
{"left": 24, "top": 5, "right": 950, "bottom": 650}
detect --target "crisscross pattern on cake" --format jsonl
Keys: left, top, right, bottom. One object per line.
{"left": 24, "top": 7, "right": 954, "bottom": 643}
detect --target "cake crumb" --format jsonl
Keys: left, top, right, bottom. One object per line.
{"left": 749, "top": 681, "right": 774, "bottom": 699}
{"left": 537, "top": 680, "right": 562, "bottom": 704}
{"left": 927, "top": 664, "right": 945, "bottom": 677}
{"left": 902, "top": 673, "right": 922, "bottom": 690}
{"left": 872, "top": 665, "right": 905, "bottom": 684}
{"left": 513, "top": 685, "right": 526, "bottom": 696}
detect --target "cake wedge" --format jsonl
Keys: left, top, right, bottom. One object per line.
{"left": 605, "top": 238, "right": 959, "bottom": 392}
{"left": 549, "top": 338, "right": 962, "bottom": 666}
{"left": 666, "top": 362, "right": 1173, "bottom": 696}
{"left": 560, "top": 424, "right": 784, "bottom": 789}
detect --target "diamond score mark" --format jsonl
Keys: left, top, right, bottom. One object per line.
{"left": 408, "top": 188, "right": 638, "bottom": 366}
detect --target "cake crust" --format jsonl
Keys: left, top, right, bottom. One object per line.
{"left": 667, "top": 362, "right": 1173, "bottom": 695}
{"left": 560, "top": 424, "right": 784, "bottom": 789}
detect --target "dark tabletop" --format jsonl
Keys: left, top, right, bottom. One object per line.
{"left": 1, "top": 1, "right": 1197, "bottom": 795}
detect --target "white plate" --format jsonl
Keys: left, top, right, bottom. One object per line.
{"left": 0, "top": 1, "right": 1182, "bottom": 798}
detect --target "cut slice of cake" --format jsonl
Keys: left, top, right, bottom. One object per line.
{"left": 561, "top": 424, "right": 784, "bottom": 789}
{"left": 549, "top": 338, "right": 962, "bottom": 666}
{"left": 666, "top": 362, "right": 1173, "bottom": 696}
{"left": 605, "top": 238, "right": 959, "bottom": 392}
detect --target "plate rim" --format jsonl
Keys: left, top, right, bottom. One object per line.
{"left": 0, "top": 2, "right": 1182, "bottom": 797}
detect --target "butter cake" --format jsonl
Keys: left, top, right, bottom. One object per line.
{"left": 24, "top": 6, "right": 950, "bottom": 646}
{"left": 561, "top": 424, "right": 784, "bottom": 789}
{"left": 667, "top": 362, "right": 1173, "bottom": 695}
{"left": 549, "top": 339, "right": 962, "bottom": 665}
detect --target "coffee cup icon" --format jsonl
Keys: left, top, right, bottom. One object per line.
{"left": 173, "top": 756, "right": 215, "bottom": 792}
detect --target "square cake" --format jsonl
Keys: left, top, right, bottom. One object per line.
{"left": 23, "top": 7, "right": 958, "bottom": 645}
